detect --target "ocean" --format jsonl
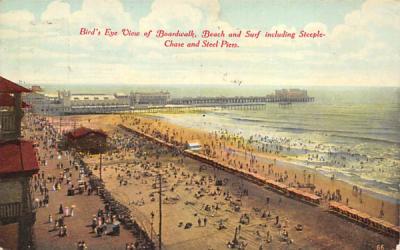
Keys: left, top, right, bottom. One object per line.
{"left": 42, "top": 84, "right": 400, "bottom": 201}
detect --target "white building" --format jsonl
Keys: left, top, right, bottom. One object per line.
{"left": 23, "top": 91, "right": 66, "bottom": 115}
{"left": 58, "top": 91, "right": 130, "bottom": 114}
{"left": 23, "top": 86, "right": 171, "bottom": 115}
{"left": 274, "top": 89, "right": 308, "bottom": 99}
{"left": 130, "top": 91, "right": 170, "bottom": 106}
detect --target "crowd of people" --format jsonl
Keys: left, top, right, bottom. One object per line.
{"left": 23, "top": 114, "right": 146, "bottom": 249}
{"left": 19, "top": 112, "right": 393, "bottom": 249}
{"left": 83, "top": 123, "right": 309, "bottom": 249}
{"left": 118, "top": 114, "right": 391, "bottom": 217}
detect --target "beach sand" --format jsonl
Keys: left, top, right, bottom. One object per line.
{"left": 65, "top": 113, "right": 398, "bottom": 224}
{"left": 85, "top": 122, "right": 397, "bottom": 249}
{"left": 49, "top": 113, "right": 398, "bottom": 248}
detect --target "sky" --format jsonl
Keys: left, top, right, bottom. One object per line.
{"left": 0, "top": 0, "right": 399, "bottom": 87}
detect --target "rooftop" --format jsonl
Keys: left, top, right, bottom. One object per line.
{"left": 0, "top": 93, "right": 30, "bottom": 108}
{"left": 70, "top": 94, "right": 116, "bottom": 101}
{"left": 66, "top": 127, "right": 108, "bottom": 139}
{"left": 0, "top": 140, "right": 39, "bottom": 177}
{"left": 0, "top": 76, "right": 31, "bottom": 93}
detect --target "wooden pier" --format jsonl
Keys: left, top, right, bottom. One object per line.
{"left": 168, "top": 95, "right": 314, "bottom": 106}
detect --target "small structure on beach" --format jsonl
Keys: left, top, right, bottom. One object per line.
{"left": 186, "top": 142, "right": 202, "bottom": 151}
{"left": 64, "top": 127, "right": 108, "bottom": 154}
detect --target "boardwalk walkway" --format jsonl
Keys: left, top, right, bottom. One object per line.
{"left": 26, "top": 117, "right": 138, "bottom": 250}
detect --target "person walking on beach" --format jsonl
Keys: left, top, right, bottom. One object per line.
{"left": 71, "top": 205, "right": 75, "bottom": 217}
{"left": 77, "top": 241, "right": 87, "bottom": 250}
{"left": 198, "top": 218, "right": 202, "bottom": 227}
{"left": 275, "top": 216, "right": 279, "bottom": 225}
{"left": 379, "top": 202, "right": 384, "bottom": 218}
{"left": 204, "top": 217, "right": 207, "bottom": 226}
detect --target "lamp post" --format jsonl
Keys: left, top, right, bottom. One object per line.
{"left": 59, "top": 115, "right": 62, "bottom": 135}
{"left": 150, "top": 211, "right": 154, "bottom": 242}
{"left": 158, "top": 173, "right": 162, "bottom": 250}
{"left": 98, "top": 141, "right": 108, "bottom": 181}
{"left": 99, "top": 152, "right": 103, "bottom": 181}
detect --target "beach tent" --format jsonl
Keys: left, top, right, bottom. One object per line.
{"left": 186, "top": 142, "right": 202, "bottom": 151}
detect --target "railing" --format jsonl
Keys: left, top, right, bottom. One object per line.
{"left": 168, "top": 96, "right": 314, "bottom": 105}
{"left": 0, "top": 110, "right": 18, "bottom": 141}
{"left": 0, "top": 202, "right": 22, "bottom": 218}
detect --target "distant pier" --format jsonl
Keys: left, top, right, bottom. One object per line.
{"left": 130, "top": 96, "right": 314, "bottom": 113}
{"left": 168, "top": 96, "right": 314, "bottom": 106}
{"left": 23, "top": 87, "right": 314, "bottom": 115}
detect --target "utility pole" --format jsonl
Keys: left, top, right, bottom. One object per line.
{"left": 152, "top": 166, "right": 167, "bottom": 250}
{"left": 59, "top": 116, "right": 62, "bottom": 134}
{"left": 150, "top": 212, "right": 154, "bottom": 242}
{"left": 99, "top": 153, "right": 102, "bottom": 180}
{"left": 158, "top": 173, "right": 162, "bottom": 250}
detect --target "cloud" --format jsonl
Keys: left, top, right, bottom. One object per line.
{"left": 70, "top": 0, "right": 132, "bottom": 29}
{"left": 40, "top": 0, "right": 133, "bottom": 29}
{"left": 139, "top": 0, "right": 231, "bottom": 31}
{"left": 0, "top": 0, "right": 398, "bottom": 86}
{"left": 41, "top": 0, "right": 71, "bottom": 21}
{"left": 0, "top": 10, "right": 35, "bottom": 30}
{"left": 330, "top": 0, "right": 400, "bottom": 57}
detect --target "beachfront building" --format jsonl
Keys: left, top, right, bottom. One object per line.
{"left": 64, "top": 127, "right": 108, "bottom": 154}
{"left": 0, "top": 76, "right": 40, "bottom": 250}
{"left": 23, "top": 91, "right": 66, "bottom": 115}
{"left": 58, "top": 91, "right": 130, "bottom": 114}
{"left": 23, "top": 85, "right": 313, "bottom": 115}
{"left": 24, "top": 88, "right": 132, "bottom": 115}
{"left": 274, "top": 89, "right": 309, "bottom": 101}
{"left": 130, "top": 91, "right": 170, "bottom": 107}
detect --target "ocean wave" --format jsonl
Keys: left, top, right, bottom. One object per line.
{"left": 259, "top": 125, "right": 400, "bottom": 144}
{"left": 231, "top": 117, "right": 266, "bottom": 123}
{"left": 302, "top": 162, "right": 399, "bottom": 201}
{"left": 231, "top": 116, "right": 311, "bottom": 128}
{"left": 330, "top": 133, "right": 400, "bottom": 145}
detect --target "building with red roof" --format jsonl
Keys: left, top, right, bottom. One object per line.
{"left": 0, "top": 76, "right": 31, "bottom": 143}
{"left": 0, "top": 76, "right": 31, "bottom": 93}
{"left": 66, "top": 126, "right": 107, "bottom": 139}
{"left": 0, "top": 76, "right": 39, "bottom": 249}
{"left": 64, "top": 127, "right": 108, "bottom": 153}
{"left": 0, "top": 93, "right": 30, "bottom": 108}
{"left": 0, "top": 140, "right": 39, "bottom": 177}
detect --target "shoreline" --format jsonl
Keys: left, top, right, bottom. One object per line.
{"left": 80, "top": 121, "right": 397, "bottom": 249}
{"left": 50, "top": 113, "right": 399, "bottom": 226}
{"left": 157, "top": 111, "right": 400, "bottom": 203}
{"left": 251, "top": 149, "right": 399, "bottom": 205}
{"left": 116, "top": 123, "right": 399, "bottom": 236}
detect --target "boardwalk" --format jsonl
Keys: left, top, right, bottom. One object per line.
{"left": 25, "top": 117, "right": 138, "bottom": 250}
